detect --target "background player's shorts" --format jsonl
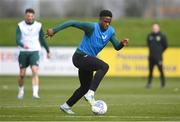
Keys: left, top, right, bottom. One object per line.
{"left": 18, "top": 51, "right": 40, "bottom": 69}
{"left": 148, "top": 56, "right": 163, "bottom": 66}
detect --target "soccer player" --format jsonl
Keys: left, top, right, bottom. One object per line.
{"left": 16, "top": 8, "right": 50, "bottom": 99}
{"left": 46, "top": 10, "right": 128, "bottom": 114}
{"left": 146, "top": 24, "right": 168, "bottom": 88}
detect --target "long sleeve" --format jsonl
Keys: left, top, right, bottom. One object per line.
{"left": 16, "top": 26, "right": 24, "bottom": 47}
{"left": 110, "top": 34, "right": 124, "bottom": 51}
{"left": 39, "top": 28, "right": 50, "bottom": 53}
{"left": 52, "top": 20, "right": 94, "bottom": 36}
{"left": 147, "top": 34, "right": 151, "bottom": 48}
{"left": 162, "top": 34, "right": 168, "bottom": 52}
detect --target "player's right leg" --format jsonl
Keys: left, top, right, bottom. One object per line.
{"left": 147, "top": 58, "right": 155, "bottom": 88}
{"left": 17, "top": 51, "right": 29, "bottom": 99}
{"left": 60, "top": 69, "right": 93, "bottom": 114}
{"left": 60, "top": 52, "right": 94, "bottom": 114}
{"left": 17, "top": 68, "right": 26, "bottom": 99}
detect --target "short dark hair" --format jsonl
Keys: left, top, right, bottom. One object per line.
{"left": 25, "top": 8, "right": 35, "bottom": 14}
{"left": 99, "top": 10, "right": 112, "bottom": 17}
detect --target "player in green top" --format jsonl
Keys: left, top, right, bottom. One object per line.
{"left": 16, "top": 8, "right": 50, "bottom": 99}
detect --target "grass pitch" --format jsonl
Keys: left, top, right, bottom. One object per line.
{"left": 0, "top": 76, "right": 180, "bottom": 121}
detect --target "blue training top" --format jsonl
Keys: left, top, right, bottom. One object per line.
{"left": 52, "top": 20, "right": 123, "bottom": 56}
{"left": 78, "top": 23, "right": 115, "bottom": 57}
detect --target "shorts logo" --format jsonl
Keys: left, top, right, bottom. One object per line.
{"left": 159, "top": 60, "right": 162, "bottom": 65}
{"left": 84, "top": 55, "right": 88, "bottom": 57}
{"left": 19, "top": 64, "right": 23, "bottom": 68}
{"left": 36, "top": 61, "right": 40, "bottom": 65}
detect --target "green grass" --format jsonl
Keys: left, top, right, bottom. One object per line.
{"left": 0, "top": 76, "right": 180, "bottom": 121}
{"left": 0, "top": 18, "right": 180, "bottom": 47}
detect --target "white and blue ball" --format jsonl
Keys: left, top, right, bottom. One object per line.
{"left": 91, "top": 100, "right": 107, "bottom": 115}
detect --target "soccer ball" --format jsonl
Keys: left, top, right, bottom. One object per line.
{"left": 91, "top": 100, "right": 107, "bottom": 115}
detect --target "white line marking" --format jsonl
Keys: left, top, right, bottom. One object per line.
{"left": 0, "top": 115, "right": 180, "bottom": 119}
{"left": 1, "top": 103, "right": 180, "bottom": 109}
{"left": 0, "top": 103, "right": 180, "bottom": 109}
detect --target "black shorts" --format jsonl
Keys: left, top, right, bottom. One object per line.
{"left": 72, "top": 52, "right": 108, "bottom": 71}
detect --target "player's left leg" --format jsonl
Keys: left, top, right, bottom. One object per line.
{"left": 30, "top": 51, "right": 40, "bottom": 98}
{"left": 72, "top": 53, "right": 109, "bottom": 105}
{"left": 89, "top": 61, "right": 109, "bottom": 91}
{"left": 31, "top": 65, "right": 40, "bottom": 98}
{"left": 157, "top": 60, "right": 165, "bottom": 88}
{"left": 80, "top": 56, "right": 109, "bottom": 105}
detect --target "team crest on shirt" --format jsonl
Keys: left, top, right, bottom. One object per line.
{"left": 101, "top": 35, "right": 107, "bottom": 40}
{"left": 156, "top": 36, "right": 161, "bottom": 42}
{"left": 27, "top": 28, "right": 33, "bottom": 31}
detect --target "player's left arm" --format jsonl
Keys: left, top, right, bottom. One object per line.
{"left": 39, "top": 28, "right": 50, "bottom": 58}
{"left": 110, "top": 34, "right": 129, "bottom": 51}
{"left": 161, "top": 34, "right": 168, "bottom": 52}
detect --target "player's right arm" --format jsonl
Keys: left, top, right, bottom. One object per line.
{"left": 46, "top": 20, "right": 94, "bottom": 37}
{"left": 16, "top": 26, "right": 23, "bottom": 47}
{"left": 16, "top": 26, "right": 28, "bottom": 49}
